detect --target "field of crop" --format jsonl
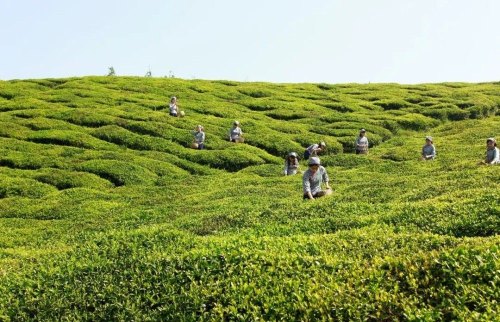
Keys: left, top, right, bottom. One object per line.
{"left": 0, "top": 76, "right": 499, "bottom": 320}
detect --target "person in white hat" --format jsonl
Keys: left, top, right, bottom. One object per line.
{"left": 192, "top": 125, "right": 205, "bottom": 149}
{"left": 421, "top": 136, "right": 436, "bottom": 160}
{"left": 302, "top": 157, "right": 332, "bottom": 200}
{"left": 229, "top": 121, "right": 243, "bottom": 142}
{"left": 355, "top": 129, "right": 369, "bottom": 154}
{"left": 483, "top": 137, "right": 499, "bottom": 165}
{"left": 303, "top": 141, "right": 326, "bottom": 160}
{"left": 169, "top": 96, "right": 179, "bottom": 117}
{"left": 283, "top": 152, "right": 300, "bottom": 176}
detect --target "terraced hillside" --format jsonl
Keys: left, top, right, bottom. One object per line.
{"left": 0, "top": 77, "right": 499, "bottom": 320}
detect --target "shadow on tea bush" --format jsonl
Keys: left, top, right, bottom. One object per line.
{"left": 375, "top": 99, "right": 411, "bottom": 110}
{"left": 395, "top": 114, "right": 440, "bottom": 131}
{"left": 0, "top": 175, "right": 57, "bottom": 198}
{"left": 34, "top": 168, "right": 115, "bottom": 190}
{"left": 77, "top": 160, "right": 158, "bottom": 186}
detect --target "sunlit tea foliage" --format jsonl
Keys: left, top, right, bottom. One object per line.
{"left": 0, "top": 77, "right": 499, "bottom": 320}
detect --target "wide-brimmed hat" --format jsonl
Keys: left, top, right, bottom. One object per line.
{"left": 234, "top": 120, "right": 240, "bottom": 125}
{"left": 319, "top": 141, "right": 326, "bottom": 147}
{"left": 288, "top": 152, "right": 298, "bottom": 158}
{"left": 486, "top": 137, "right": 496, "bottom": 143}
{"left": 425, "top": 136, "right": 433, "bottom": 142}
{"left": 360, "top": 128, "right": 366, "bottom": 132}
{"left": 308, "top": 157, "right": 321, "bottom": 165}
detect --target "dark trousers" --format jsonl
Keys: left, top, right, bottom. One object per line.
{"left": 303, "top": 192, "right": 324, "bottom": 199}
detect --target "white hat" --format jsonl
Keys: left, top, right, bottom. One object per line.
{"left": 308, "top": 157, "right": 321, "bottom": 165}
{"left": 234, "top": 120, "right": 240, "bottom": 125}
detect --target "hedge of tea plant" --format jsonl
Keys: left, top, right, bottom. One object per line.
{"left": 0, "top": 76, "right": 498, "bottom": 320}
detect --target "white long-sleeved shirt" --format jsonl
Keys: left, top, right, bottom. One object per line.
{"left": 169, "top": 103, "right": 178, "bottom": 114}
{"left": 486, "top": 147, "right": 500, "bottom": 164}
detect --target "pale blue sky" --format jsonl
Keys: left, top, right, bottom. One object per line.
{"left": 1, "top": 0, "right": 499, "bottom": 84}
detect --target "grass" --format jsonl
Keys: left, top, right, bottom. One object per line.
{"left": 0, "top": 76, "right": 499, "bottom": 320}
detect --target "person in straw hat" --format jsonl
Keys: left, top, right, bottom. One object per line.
{"left": 302, "top": 157, "right": 332, "bottom": 200}
{"left": 192, "top": 125, "right": 205, "bottom": 150}
{"left": 421, "top": 136, "right": 436, "bottom": 160}
{"left": 229, "top": 121, "right": 244, "bottom": 143}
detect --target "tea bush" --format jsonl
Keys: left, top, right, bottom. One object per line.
{"left": 77, "top": 159, "right": 158, "bottom": 186}
{"left": 0, "top": 175, "right": 57, "bottom": 198}
{"left": 0, "top": 76, "right": 499, "bottom": 320}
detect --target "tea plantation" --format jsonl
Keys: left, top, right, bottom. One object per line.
{"left": 0, "top": 76, "right": 499, "bottom": 320}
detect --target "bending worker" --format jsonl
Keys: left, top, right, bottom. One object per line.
{"left": 303, "top": 157, "right": 332, "bottom": 200}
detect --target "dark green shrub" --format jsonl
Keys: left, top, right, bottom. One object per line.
{"left": 421, "top": 103, "right": 470, "bottom": 121}
{"left": 184, "top": 148, "right": 266, "bottom": 172}
{"left": 395, "top": 114, "right": 440, "bottom": 131}
{"left": 378, "top": 120, "right": 400, "bottom": 134}
{"left": 0, "top": 175, "right": 57, "bottom": 198}
{"left": 380, "top": 150, "right": 410, "bottom": 162}
{"left": 405, "top": 95, "right": 424, "bottom": 104}
{"left": 447, "top": 108, "right": 469, "bottom": 120}
{"left": 77, "top": 160, "right": 157, "bottom": 186}
{"left": 36, "top": 130, "right": 114, "bottom": 149}
{"left": 422, "top": 108, "right": 448, "bottom": 121}
{"left": 321, "top": 103, "right": 354, "bottom": 113}
{"left": 336, "top": 136, "right": 356, "bottom": 153}
{"left": 0, "top": 90, "right": 15, "bottom": 100}
{"left": 244, "top": 103, "right": 275, "bottom": 111}
{"left": 33, "top": 168, "right": 114, "bottom": 190}
{"left": 375, "top": 99, "right": 411, "bottom": 110}
{"left": 317, "top": 83, "right": 335, "bottom": 90}
{"left": 0, "top": 121, "right": 31, "bottom": 139}
{"left": 265, "top": 110, "right": 308, "bottom": 121}
{"left": 468, "top": 103, "right": 498, "bottom": 119}
{"left": 239, "top": 89, "right": 272, "bottom": 98}
{"left": 54, "top": 109, "right": 115, "bottom": 127}
{"left": 0, "top": 151, "right": 55, "bottom": 170}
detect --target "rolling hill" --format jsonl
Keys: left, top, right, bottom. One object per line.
{"left": 0, "top": 76, "right": 499, "bottom": 320}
